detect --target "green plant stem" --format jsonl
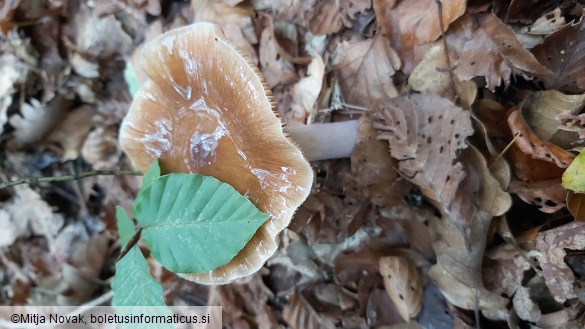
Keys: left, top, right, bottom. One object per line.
{"left": 0, "top": 170, "right": 143, "bottom": 190}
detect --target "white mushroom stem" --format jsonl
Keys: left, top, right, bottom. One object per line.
{"left": 287, "top": 120, "right": 360, "bottom": 161}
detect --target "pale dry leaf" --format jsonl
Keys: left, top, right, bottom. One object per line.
{"left": 306, "top": 0, "right": 348, "bottom": 35}
{"left": 483, "top": 244, "right": 532, "bottom": 297}
{"left": 532, "top": 18, "right": 585, "bottom": 94}
{"left": 378, "top": 256, "right": 423, "bottom": 321}
{"left": 535, "top": 222, "right": 585, "bottom": 303}
{"left": 512, "top": 286, "right": 541, "bottom": 322}
{"left": 0, "top": 54, "right": 27, "bottom": 135}
{"left": 373, "top": 94, "right": 473, "bottom": 224}
{"left": 9, "top": 96, "right": 70, "bottom": 147}
{"left": 81, "top": 126, "right": 121, "bottom": 170}
{"left": 515, "top": 8, "right": 565, "bottom": 49}
{"left": 464, "top": 146, "right": 512, "bottom": 216}
{"left": 373, "top": 0, "right": 466, "bottom": 73}
{"left": 453, "top": 14, "right": 551, "bottom": 90}
{"left": 351, "top": 115, "right": 410, "bottom": 208}
{"left": 46, "top": 105, "right": 96, "bottom": 161}
{"left": 283, "top": 292, "right": 336, "bottom": 329}
{"left": 333, "top": 35, "right": 400, "bottom": 107}
{"left": 291, "top": 56, "right": 325, "bottom": 123}
{"left": 0, "top": 185, "right": 64, "bottom": 248}
{"left": 521, "top": 90, "right": 585, "bottom": 146}
{"left": 429, "top": 210, "right": 509, "bottom": 320}
{"left": 409, "top": 44, "right": 477, "bottom": 103}
{"left": 508, "top": 107, "right": 574, "bottom": 168}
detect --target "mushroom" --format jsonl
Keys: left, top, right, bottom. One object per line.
{"left": 119, "top": 23, "right": 316, "bottom": 284}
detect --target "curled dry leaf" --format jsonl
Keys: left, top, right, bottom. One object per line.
{"left": 373, "top": 94, "right": 474, "bottom": 224}
{"left": 306, "top": 0, "right": 371, "bottom": 35}
{"left": 46, "top": 105, "right": 96, "bottom": 161}
{"left": 283, "top": 292, "right": 336, "bottom": 329}
{"left": 532, "top": 18, "right": 585, "bottom": 94}
{"left": 373, "top": 0, "right": 466, "bottom": 73}
{"left": 535, "top": 221, "right": 585, "bottom": 303}
{"left": 521, "top": 90, "right": 585, "bottom": 148}
{"left": 378, "top": 256, "right": 423, "bottom": 321}
{"left": 452, "top": 14, "right": 551, "bottom": 90}
{"left": 333, "top": 35, "right": 400, "bottom": 107}
{"left": 291, "top": 56, "right": 325, "bottom": 123}
{"left": 515, "top": 8, "right": 566, "bottom": 49}
{"left": 507, "top": 107, "right": 574, "bottom": 168}
{"left": 351, "top": 115, "right": 411, "bottom": 208}
{"left": 566, "top": 191, "right": 585, "bottom": 221}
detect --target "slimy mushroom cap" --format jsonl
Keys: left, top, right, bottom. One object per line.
{"left": 119, "top": 23, "right": 313, "bottom": 284}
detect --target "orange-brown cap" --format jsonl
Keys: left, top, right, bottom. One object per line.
{"left": 119, "top": 23, "right": 313, "bottom": 284}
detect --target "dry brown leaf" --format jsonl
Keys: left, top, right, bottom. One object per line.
{"left": 378, "top": 256, "right": 423, "bottom": 321}
{"left": 532, "top": 18, "right": 585, "bottom": 94}
{"left": 193, "top": 0, "right": 258, "bottom": 63}
{"left": 483, "top": 244, "right": 532, "bottom": 297}
{"left": 521, "top": 90, "right": 585, "bottom": 148}
{"left": 0, "top": 0, "right": 21, "bottom": 35}
{"left": 351, "top": 115, "right": 410, "bottom": 208}
{"left": 512, "top": 285, "right": 541, "bottom": 322}
{"left": 333, "top": 35, "right": 400, "bottom": 107}
{"left": 373, "top": 94, "right": 473, "bottom": 224}
{"left": 373, "top": 0, "right": 466, "bottom": 73}
{"left": 283, "top": 292, "right": 336, "bottom": 329}
{"left": 259, "top": 19, "right": 298, "bottom": 87}
{"left": 567, "top": 191, "right": 585, "bottom": 221}
{"left": 46, "top": 105, "right": 96, "bottom": 161}
{"left": 509, "top": 179, "right": 566, "bottom": 213}
{"left": 508, "top": 107, "right": 574, "bottom": 168}
{"left": 451, "top": 14, "right": 551, "bottom": 90}
{"left": 535, "top": 221, "right": 585, "bottom": 303}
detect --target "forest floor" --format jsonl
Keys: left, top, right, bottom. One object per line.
{"left": 1, "top": 0, "right": 585, "bottom": 328}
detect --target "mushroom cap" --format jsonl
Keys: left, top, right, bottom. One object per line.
{"left": 119, "top": 23, "right": 313, "bottom": 284}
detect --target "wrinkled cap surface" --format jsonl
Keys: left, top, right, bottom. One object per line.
{"left": 119, "top": 23, "right": 313, "bottom": 284}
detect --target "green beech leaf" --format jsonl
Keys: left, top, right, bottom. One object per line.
{"left": 563, "top": 150, "right": 585, "bottom": 192}
{"left": 124, "top": 63, "right": 142, "bottom": 98}
{"left": 141, "top": 159, "right": 161, "bottom": 192}
{"left": 134, "top": 173, "right": 270, "bottom": 274}
{"left": 116, "top": 206, "right": 135, "bottom": 246}
{"left": 112, "top": 208, "right": 168, "bottom": 308}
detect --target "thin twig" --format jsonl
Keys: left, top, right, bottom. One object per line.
{"left": 117, "top": 227, "right": 144, "bottom": 262}
{"left": 0, "top": 170, "right": 143, "bottom": 190}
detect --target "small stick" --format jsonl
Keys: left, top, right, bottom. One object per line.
{"left": 0, "top": 170, "right": 143, "bottom": 190}
{"left": 117, "top": 227, "right": 144, "bottom": 262}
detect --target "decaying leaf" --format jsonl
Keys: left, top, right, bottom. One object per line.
{"left": 0, "top": 54, "right": 28, "bottom": 135}
{"left": 333, "top": 35, "right": 400, "bottom": 107}
{"left": 283, "top": 292, "right": 336, "bottom": 329}
{"left": 351, "top": 115, "right": 410, "bottom": 208}
{"left": 521, "top": 90, "right": 585, "bottom": 148}
{"left": 373, "top": 0, "right": 466, "bottom": 73}
{"left": 373, "top": 94, "right": 474, "bottom": 224}
{"left": 507, "top": 107, "right": 574, "bottom": 168}
{"left": 534, "top": 222, "right": 585, "bottom": 303}
{"left": 452, "top": 14, "right": 551, "bottom": 90}
{"left": 291, "top": 56, "right": 325, "bottom": 123}
{"left": 259, "top": 18, "right": 299, "bottom": 87}
{"left": 378, "top": 256, "right": 423, "bottom": 321}
{"left": 46, "top": 105, "right": 96, "bottom": 161}
{"left": 532, "top": 18, "right": 585, "bottom": 94}
{"left": 515, "top": 8, "right": 566, "bottom": 49}
{"left": 563, "top": 147, "right": 585, "bottom": 193}
{"left": 509, "top": 179, "right": 566, "bottom": 213}
{"left": 567, "top": 191, "right": 585, "bottom": 221}
{"left": 81, "top": 126, "right": 121, "bottom": 170}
